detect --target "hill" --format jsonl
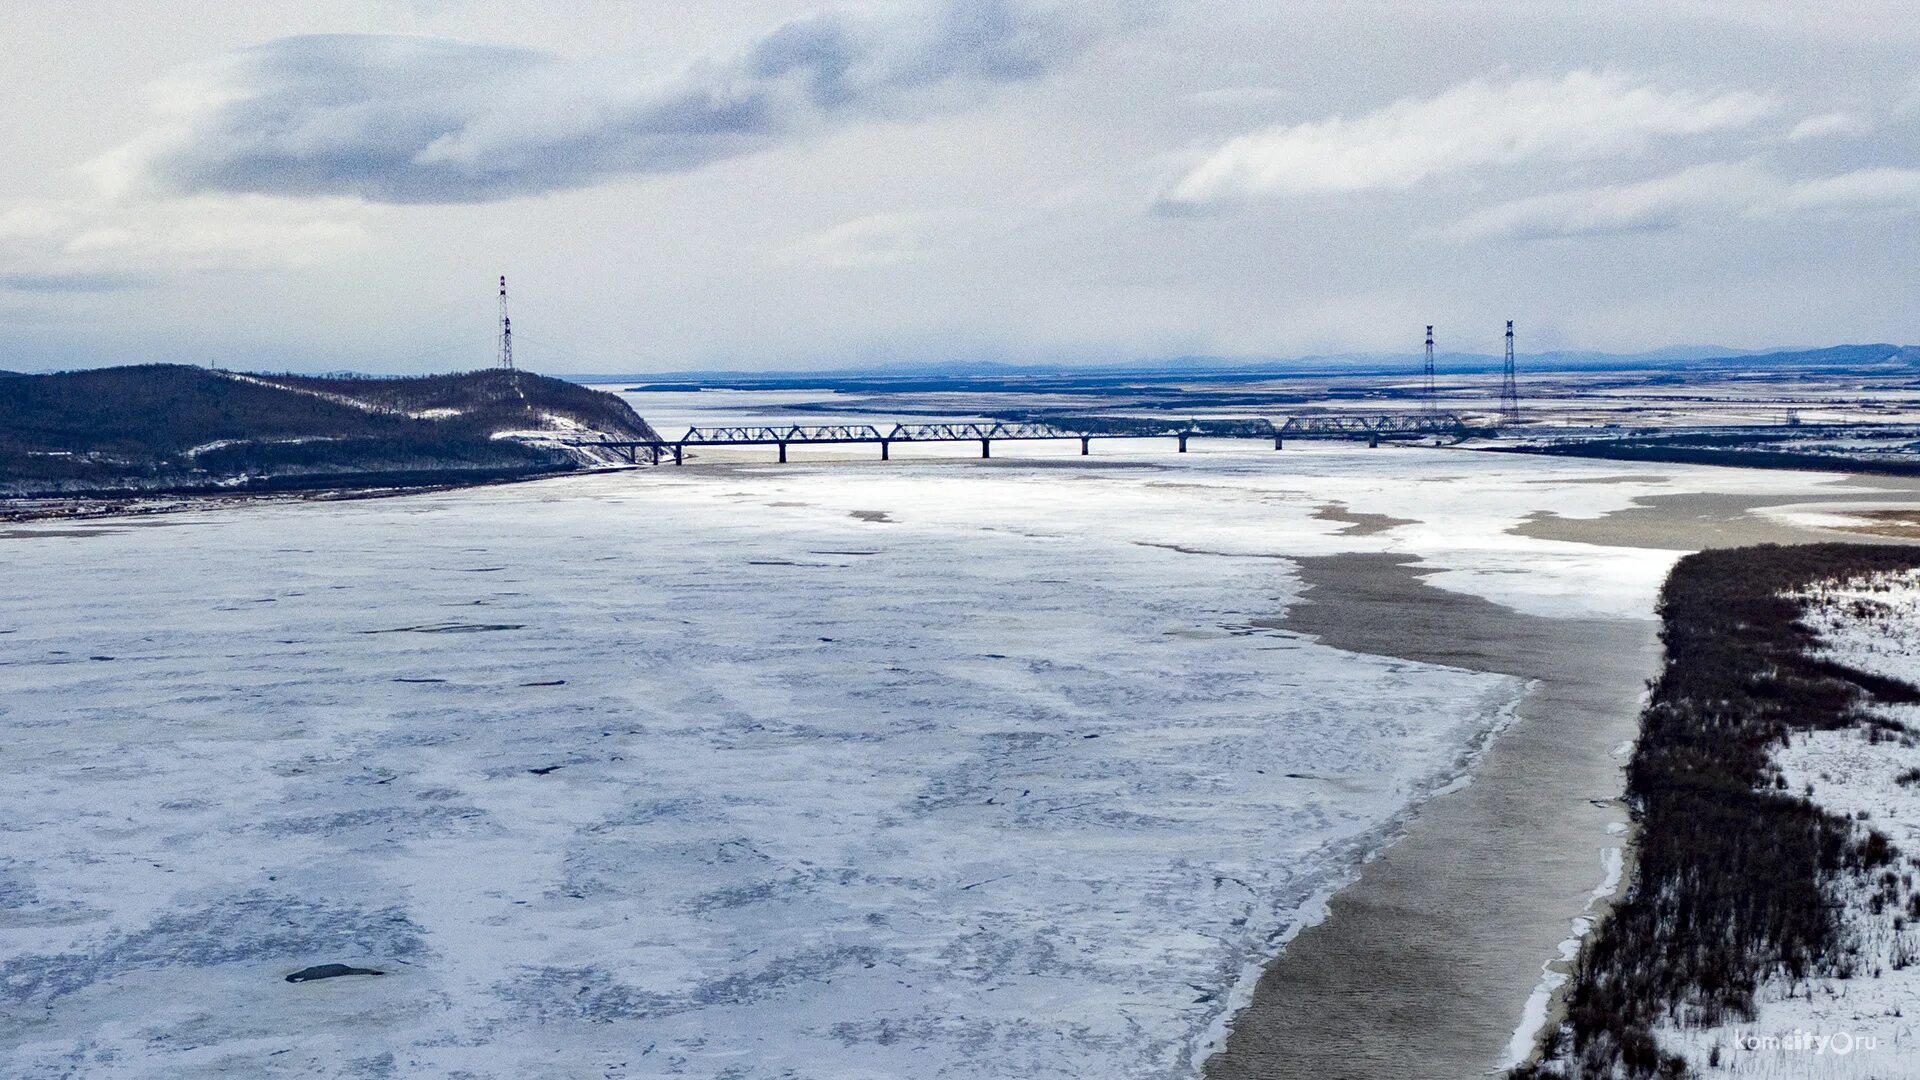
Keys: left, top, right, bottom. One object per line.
{"left": 0, "top": 365, "right": 660, "bottom": 498}
{"left": 1698, "top": 342, "right": 1920, "bottom": 368}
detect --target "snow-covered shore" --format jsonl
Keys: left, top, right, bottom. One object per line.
{"left": 1655, "top": 570, "right": 1920, "bottom": 1078}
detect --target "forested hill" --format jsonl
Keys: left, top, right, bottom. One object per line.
{"left": 0, "top": 365, "right": 661, "bottom": 497}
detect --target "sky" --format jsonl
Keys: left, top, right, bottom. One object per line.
{"left": 3, "top": 0, "right": 1919, "bottom": 374}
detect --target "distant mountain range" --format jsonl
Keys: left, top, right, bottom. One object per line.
{"left": 0, "top": 365, "right": 658, "bottom": 499}
{"left": 565, "top": 343, "right": 1920, "bottom": 387}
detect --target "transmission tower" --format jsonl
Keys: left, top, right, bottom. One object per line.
{"left": 496, "top": 275, "right": 514, "bottom": 370}
{"left": 1500, "top": 319, "right": 1519, "bottom": 426}
{"left": 1423, "top": 325, "right": 1436, "bottom": 413}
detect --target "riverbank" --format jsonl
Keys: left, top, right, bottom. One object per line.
{"left": 1521, "top": 544, "right": 1920, "bottom": 1076}
{"left": 0, "top": 467, "right": 621, "bottom": 526}
{"left": 1205, "top": 553, "right": 1657, "bottom": 1078}
{"left": 1208, "top": 472, "right": 1920, "bottom": 1078}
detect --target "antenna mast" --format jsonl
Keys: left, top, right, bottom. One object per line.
{"left": 497, "top": 275, "right": 514, "bottom": 370}
{"left": 1500, "top": 319, "right": 1519, "bottom": 425}
{"left": 1423, "top": 325, "right": 1435, "bottom": 413}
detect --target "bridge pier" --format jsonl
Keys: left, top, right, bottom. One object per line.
{"left": 980, "top": 439, "right": 991, "bottom": 459}
{"left": 672, "top": 445, "right": 683, "bottom": 465}
{"left": 880, "top": 440, "right": 890, "bottom": 461}
{"left": 777, "top": 442, "right": 788, "bottom": 463}
{"left": 1080, "top": 436, "right": 1090, "bottom": 455}
{"left": 1367, "top": 435, "right": 1379, "bottom": 448}
{"left": 1274, "top": 435, "right": 1283, "bottom": 450}
{"left": 1177, "top": 434, "right": 1189, "bottom": 453}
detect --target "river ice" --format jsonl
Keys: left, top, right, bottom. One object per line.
{"left": 0, "top": 447, "right": 1863, "bottom": 1078}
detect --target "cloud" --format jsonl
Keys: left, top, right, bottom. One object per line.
{"left": 1446, "top": 162, "right": 1920, "bottom": 241}
{"left": 1784, "top": 111, "right": 1872, "bottom": 140}
{"left": 1445, "top": 163, "right": 1761, "bottom": 241}
{"left": 90, "top": 1, "right": 1091, "bottom": 205}
{"left": 1783, "top": 166, "right": 1920, "bottom": 209}
{"left": 0, "top": 195, "right": 372, "bottom": 283}
{"left": 0, "top": 206, "right": 71, "bottom": 240}
{"left": 1158, "top": 71, "right": 1774, "bottom": 211}
{"left": 0, "top": 270, "right": 156, "bottom": 293}
{"left": 1183, "top": 85, "right": 1293, "bottom": 109}
{"left": 1900, "top": 74, "right": 1920, "bottom": 115}
{"left": 773, "top": 209, "right": 988, "bottom": 269}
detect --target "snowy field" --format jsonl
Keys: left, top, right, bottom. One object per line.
{"left": 0, "top": 446, "right": 1870, "bottom": 1078}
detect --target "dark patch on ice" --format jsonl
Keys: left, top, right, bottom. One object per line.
{"left": 498, "top": 944, "right": 883, "bottom": 1023}
{"left": 938, "top": 925, "right": 1078, "bottom": 983}
{"left": 286, "top": 962, "right": 384, "bottom": 982}
{"left": 361, "top": 623, "right": 525, "bottom": 634}
{"left": 849, "top": 510, "right": 892, "bottom": 523}
{"left": 694, "top": 944, "right": 880, "bottom": 1005}
{"left": 686, "top": 878, "right": 791, "bottom": 913}
{"left": 748, "top": 560, "right": 796, "bottom": 565}
{"left": 0, "top": 862, "right": 42, "bottom": 907}
{"left": 88, "top": 655, "right": 114, "bottom": 661}
{"left": 261, "top": 804, "right": 489, "bottom": 837}
{"left": 520, "top": 679, "right": 566, "bottom": 687}
{"left": 528, "top": 765, "right": 563, "bottom": 775}
{"left": 392, "top": 677, "right": 447, "bottom": 683}
{"left": 344, "top": 1052, "right": 399, "bottom": 1079}
{"left": 0, "top": 890, "right": 426, "bottom": 1007}
{"left": 811, "top": 549, "right": 880, "bottom": 555}
{"left": 497, "top": 966, "right": 678, "bottom": 1022}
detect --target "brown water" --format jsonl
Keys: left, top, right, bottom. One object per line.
{"left": 1513, "top": 477, "right": 1920, "bottom": 550}
{"left": 1206, "top": 554, "right": 1655, "bottom": 1079}
{"left": 1208, "top": 479, "right": 1920, "bottom": 1079}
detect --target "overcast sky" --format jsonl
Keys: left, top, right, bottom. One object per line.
{"left": 5, "top": 0, "right": 1919, "bottom": 373}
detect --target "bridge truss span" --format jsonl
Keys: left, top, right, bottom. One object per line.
{"left": 887, "top": 421, "right": 1080, "bottom": 442}
{"left": 570, "top": 411, "right": 1476, "bottom": 464}
{"left": 1278, "top": 412, "right": 1468, "bottom": 438}
{"left": 679, "top": 424, "right": 888, "bottom": 445}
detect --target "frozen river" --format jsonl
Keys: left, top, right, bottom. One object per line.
{"left": 0, "top": 446, "right": 1869, "bottom": 1078}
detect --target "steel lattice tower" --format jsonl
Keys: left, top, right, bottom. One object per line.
{"left": 1500, "top": 319, "right": 1519, "bottom": 425}
{"left": 497, "top": 275, "right": 515, "bottom": 370}
{"left": 1423, "top": 325, "right": 1435, "bottom": 413}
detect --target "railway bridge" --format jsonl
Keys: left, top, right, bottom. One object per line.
{"left": 573, "top": 414, "right": 1471, "bottom": 465}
